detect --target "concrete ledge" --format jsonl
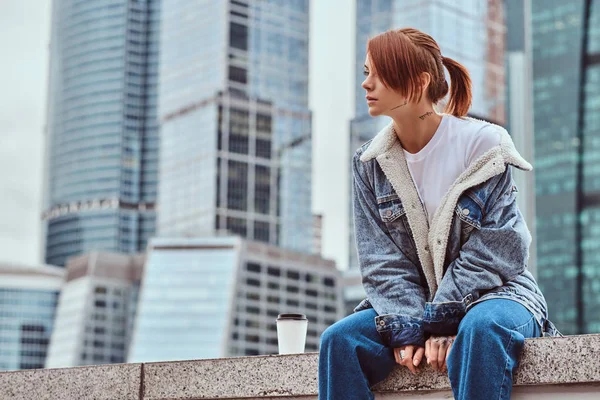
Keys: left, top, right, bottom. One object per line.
{"left": 0, "top": 363, "right": 141, "bottom": 400}
{"left": 1, "top": 335, "right": 600, "bottom": 399}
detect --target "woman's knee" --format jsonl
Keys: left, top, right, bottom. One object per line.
{"left": 319, "top": 309, "right": 378, "bottom": 349}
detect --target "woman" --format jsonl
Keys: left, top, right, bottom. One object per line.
{"left": 318, "top": 28, "right": 560, "bottom": 400}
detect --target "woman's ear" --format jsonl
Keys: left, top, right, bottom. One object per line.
{"left": 420, "top": 72, "right": 432, "bottom": 93}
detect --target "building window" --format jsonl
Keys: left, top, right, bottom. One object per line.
{"left": 267, "top": 266, "right": 281, "bottom": 277}
{"left": 256, "top": 138, "right": 271, "bottom": 159}
{"left": 286, "top": 285, "right": 299, "bottom": 293}
{"left": 230, "top": 22, "right": 248, "bottom": 51}
{"left": 246, "top": 334, "right": 260, "bottom": 343}
{"left": 254, "top": 165, "right": 271, "bottom": 214}
{"left": 256, "top": 113, "right": 272, "bottom": 134}
{"left": 246, "top": 262, "right": 261, "bottom": 273}
{"left": 323, "top": 277, "right": 335, "bottom": 287}
{"left": 229, "top": 66, "right": 247, "bottom": 84}
{"left": 227, "top": 217, "right": 247, "bottom": 236}
{"left": 254, "top": 221, "right": 270, "bottom": 241}
{"left": 227, "top": 160, "right": 248, "bottom": 210}
{"left": 246, "top": 306, "right": 260, "bottom": 314}
{"left": 229, "top": 108, "right": 249, "bottom": 154}
{"left": 246, "top": 278, "right": 261, "bottom": 287}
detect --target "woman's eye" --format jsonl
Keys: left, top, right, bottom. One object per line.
{"left": 363, "top": 70, "right": 369, "bottom": 76}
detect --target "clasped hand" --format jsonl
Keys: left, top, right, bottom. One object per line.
{"left": 393, "top": 335, "right": 456, "bottom": 374}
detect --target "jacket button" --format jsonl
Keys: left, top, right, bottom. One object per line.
{"left": 437, "top": 239, "right": 441, "bottom": 245}
{"left": 385, "top": 210, "right": 393, "bottom": 217}
{"left": 379, "top": 320, "right": 385, "bottom": 326}
{"left": 462, "top": 208, "right": 470, "bottom": 216}
{"left": 424, "top": 245, "right": 429, "bottom": 252}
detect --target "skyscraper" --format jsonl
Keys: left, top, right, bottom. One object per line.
{"left": 0, "top": 263, "right": 63, "bottom": 371}
{"left": 348, "top": 0, "right": 507, "bottom": 270}
{"left": 156, "top": 0, "right": 313, "bottom": 254}
{"left": 42, "top": 0, "right": 161, "bottom": 266}
{"left": 505, "top": 0, "right": 537, "bottom": 276}
{"left": 531, "top": 0, "right": 600, "bottom": 334}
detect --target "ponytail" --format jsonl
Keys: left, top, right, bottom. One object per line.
{"left": 441, "top": 56, "right": 472, "bottom": 117}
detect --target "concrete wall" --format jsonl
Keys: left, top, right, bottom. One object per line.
{"left": 1, "top": 335, "right": 599, "bottom": 399}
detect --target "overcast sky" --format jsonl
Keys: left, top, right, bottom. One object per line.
{"left": 0, "top": 0, "right": 355, "bottom": 270}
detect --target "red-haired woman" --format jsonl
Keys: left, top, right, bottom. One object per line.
{"left": 318, "top": 28, "right": 559, "bottom": 400}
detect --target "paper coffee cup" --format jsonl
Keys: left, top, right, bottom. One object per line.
{"left": 276, "top": 313, "right": 308, "bottom": 354}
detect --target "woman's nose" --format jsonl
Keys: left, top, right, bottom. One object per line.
{"left": 361, "top": 78, "right": 371, "bottom": 91}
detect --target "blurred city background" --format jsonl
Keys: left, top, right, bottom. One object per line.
{"left": 0, "top": 0, "right": 598, "bottom": 372}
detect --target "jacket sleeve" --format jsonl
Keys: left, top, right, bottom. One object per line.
{"left": 352, "top": 151, "right": 427, "bottom": 348}
{"left": 423, "top": 166, "right": 531, "bottom": 335}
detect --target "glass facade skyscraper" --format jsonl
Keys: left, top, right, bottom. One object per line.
{"left": 157, "top": 0, "right": 313, "bottom": 254}
{"left": 348, "top": 0, "right": 507, "bottom": 270}
{"left": 0, "top": 264, "right": 63, "bottom": 371}
{"left": 532, "top": 0, "right": 600, "bottom": 334}
{"left": 505, "top": 0, "right": 537, "bottom": 276}
{"left": 42, "top": 0, "right": 161, "bottom": 266}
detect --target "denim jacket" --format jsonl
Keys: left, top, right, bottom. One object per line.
{"left": 352, "top": 116, "right": 561, "bottom": 349}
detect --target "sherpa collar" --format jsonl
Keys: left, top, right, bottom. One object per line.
{"left": 359, "top": 114, "right": 533, "bottom": 299}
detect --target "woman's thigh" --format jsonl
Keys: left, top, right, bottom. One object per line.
{"left": 459, "top": 299, "right": 541, "bottom": 338}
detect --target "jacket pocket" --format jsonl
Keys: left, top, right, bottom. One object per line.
{"left": 456, "top": 190, "right": 483, "bottom": 230}
{"left": 377, "top": 195, "right": 406, "bottom": 223}
{"left": 455, "top": 190, "right": 484, "bottom": 245}
{"left": 377, "top": 196, "right": 418, "bottom": 259}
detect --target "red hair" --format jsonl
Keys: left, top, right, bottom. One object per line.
{"left": 367, "top": 28, "right": 472, "bottom": 117}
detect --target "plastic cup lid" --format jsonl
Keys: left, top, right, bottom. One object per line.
{"left": 276, "top": 313, "right": 307, "bottom": 321}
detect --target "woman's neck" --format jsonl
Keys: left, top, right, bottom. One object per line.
{"left": 391, "top": 110, "right": 444, "bottom": 154}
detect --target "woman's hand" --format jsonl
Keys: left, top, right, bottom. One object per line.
{"left": 425, "top": 335, "right": 456, "bottom": 372}
{"left": 393, "top": 345, "right": 425, "bottom": 374}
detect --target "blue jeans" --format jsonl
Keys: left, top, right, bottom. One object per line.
{"left": 318, "top": 299, "right": 541, "bottom": 400}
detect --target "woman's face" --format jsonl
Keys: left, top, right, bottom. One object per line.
{"left": 361, "top": 54, "right": 409, "bottom": 117}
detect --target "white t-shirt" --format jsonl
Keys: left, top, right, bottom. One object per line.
{"left": 402, "top": 114, "right": 502, "bottom": 224}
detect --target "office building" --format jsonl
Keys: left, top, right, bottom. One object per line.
{"left": 45, "top": 252, "right": 144, "bottom": 368}
{"left": 128, "top": 237, "right": 343, "bottom": 362}
{"left": 504, "top": 0, "right": 538, "bottom": 276}
{"left": 531, "top": 0, "right": 600, "bottom": 334}
{"left": 42, "top": 0, "right": 160, "bottom": 266}
{"left": 157, "top": 0, "right": 313, "bottom": 254}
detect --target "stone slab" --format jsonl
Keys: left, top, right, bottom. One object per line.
{"left": 143, "top": 353, "right": 318, "bottom": 399}
{"left": 0, "top": 363, "right": 142, "bottom": 400}
{"left": 515, "top": 334, "right": 600, "bottom": 385}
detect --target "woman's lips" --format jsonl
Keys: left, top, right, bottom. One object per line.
{"left": 366, "top": 96, "right": 377, "bottom": 104}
